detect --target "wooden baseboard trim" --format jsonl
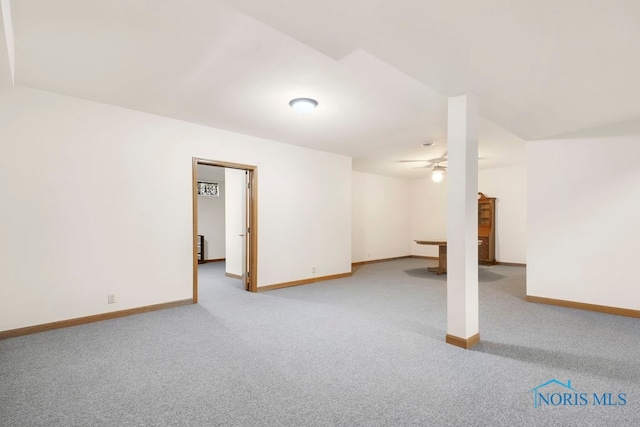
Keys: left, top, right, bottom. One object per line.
{"left": 526, "top": 295, "right": 640, "bottom": 318}
{"left": 495, "top": 261, "right": 526, "bottom": 267}
{"left": 0, "top": 299, "right": 193, "bottom": 340}
{"left": 258, "top": 272, "right": 352, "bottom": 292}
{"left": 225, "top": 272, "right": 243, "bottom": 279}
{"left": 446, "top": 333, "right": 480, "bottom": 349}
{"left": 203, "top": 258, "right": 225, "bottom": 263}
{"left": 351, "top": 255, "right": 446, "bottom": 267}
{"left": 352, "top": 255, "right": 412, "bottom": 267}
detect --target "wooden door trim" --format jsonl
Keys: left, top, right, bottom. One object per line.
{"left": 192, "top": 158, "right": 258, "bottom": 303}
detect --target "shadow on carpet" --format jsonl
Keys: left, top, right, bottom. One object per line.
{"left": 403, "top": 267, "right": 506, "bottom": 283}
{"left": 473, "top": 340, "right": 640, "bottom": 383}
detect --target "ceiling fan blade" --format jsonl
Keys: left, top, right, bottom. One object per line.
{"left": 399, "top": 151, "right": 451, "bottom": 166}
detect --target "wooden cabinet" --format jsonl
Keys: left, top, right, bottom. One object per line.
{"left": 478, "top": 193, "right": 496, "bottom": 265}
{"left": 197, "top": 235, "right": 205, "bottom": 264}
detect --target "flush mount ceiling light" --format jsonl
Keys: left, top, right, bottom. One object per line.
{"left": 289, "top": 98, "right": 318, "bottom": 114}
{"left": 421, "top": 141, "right": 435, "bottom": 147}
{"left": 431, "top": 164, "right": 446, "bottom": 183}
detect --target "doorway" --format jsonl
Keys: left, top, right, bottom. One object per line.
{"left": 192, "top": 158, "right": 257, "bottom": 302}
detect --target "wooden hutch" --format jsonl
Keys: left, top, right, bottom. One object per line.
{"left": 478, "top": 192, "right": 496, "bottom": 265}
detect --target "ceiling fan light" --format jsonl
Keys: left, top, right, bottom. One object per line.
{"left": 431, "top": 164, "right": 446, "bottom": 182}
{"left": 289, "top": 98, "right": 318, "bottom": 114}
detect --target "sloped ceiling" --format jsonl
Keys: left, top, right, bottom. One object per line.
{"left": 224, "top": 0, "right": 640, "bottom": 140}
{"left": 5, "top": 1, "right": 639, "bottom": 177}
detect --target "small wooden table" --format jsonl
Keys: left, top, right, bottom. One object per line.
{"left": 414, "top": 240, "right": 447, "bottom": 275}
{"left": 415, "top": 240, "right": 483, "bottom": 275}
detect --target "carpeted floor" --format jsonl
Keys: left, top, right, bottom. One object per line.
{"left": 1, "top": 258, "right": 639, "bottom": 426}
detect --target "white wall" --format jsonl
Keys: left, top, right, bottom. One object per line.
{"left": 410, "top": 177, "right": 447, "bottom": 257}
{"left": 197, "top": 167, "right": 226, "bottom": 260}
{"left": 527, "top": 121, "right": 640, "bottom": 310}
{"left": 224, "top": 168, "right": 245, "bottom": 277}
{"left": 352, "top": 171, "right": 411, "bottom": 263}
{"left": 0, "top": 0, "right": 15, "bottom": 85}
{"left": 478, "top": 165, "right": 527, "bottom": 263}
{"left": 0, "top": 86, "right": 352, "bottom": 332}
{"left": 409, "top": 165, "right": 527, "bottom": 263}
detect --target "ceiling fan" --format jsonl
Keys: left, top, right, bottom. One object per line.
{"left": 398, "top": 153, "right": 448, "bottom": 182}
{"left": 399, "top": 152, "right": 485, "bottom": 182}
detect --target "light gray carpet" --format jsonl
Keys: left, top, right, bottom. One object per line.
{"left": 1, "top": 259, "right": 639, "bottom": 426}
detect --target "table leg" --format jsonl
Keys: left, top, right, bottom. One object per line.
{"left": 426, "top": 245, "right": 447, "bottom": 275}
{"left": 438, "top": 244, "right": 447, "bottom": 274}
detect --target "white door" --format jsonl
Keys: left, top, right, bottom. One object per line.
{"left": 224, "top": 168, "right": 247, "bottom": 284}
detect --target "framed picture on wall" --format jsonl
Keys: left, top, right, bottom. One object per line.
{"left": 197, "top": 181, "right": 219, "bottom": 197}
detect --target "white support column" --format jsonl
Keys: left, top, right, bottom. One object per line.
{"left": 446, "top": 94, "right": 480, "bottom": 349}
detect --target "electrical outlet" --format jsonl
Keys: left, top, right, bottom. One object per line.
{"left": 312, "top": 267, "right": 316, "bottom": 274}
{"left": 108, "top": 294, "right": 115, "bottom": 304}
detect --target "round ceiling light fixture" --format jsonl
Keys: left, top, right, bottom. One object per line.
{"left": 421, "top": 141, "right": 435, "bottom": 147}
{"left": 289, "top": 98, "right": 318, "bottom": 114}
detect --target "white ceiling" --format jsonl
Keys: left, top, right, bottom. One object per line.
{"left": 4, "top": 1, "right": 640, "bottom": 178}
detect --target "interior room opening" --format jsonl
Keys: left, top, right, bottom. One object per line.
{"left": 193, "top": 159, "right": 257, "bottom": 301}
